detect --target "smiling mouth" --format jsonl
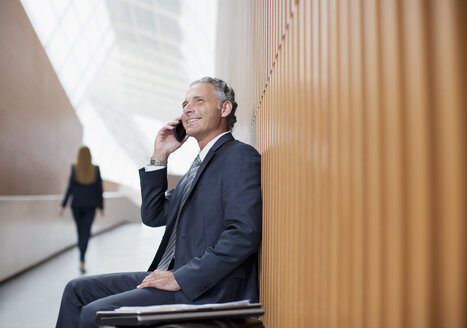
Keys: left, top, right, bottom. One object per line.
{"left": 187, "top": 118, "right": 200, "bottom": 124}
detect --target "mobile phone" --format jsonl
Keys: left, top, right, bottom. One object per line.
{"left": 173, "top": 120, "right": 186, "bottom": 142}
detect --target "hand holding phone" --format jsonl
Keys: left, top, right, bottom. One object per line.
{"left": 173, "top": 120, "right": 186, "bottom": 142}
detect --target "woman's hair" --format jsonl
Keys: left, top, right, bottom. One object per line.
{"left": 74, "top": 146, "right": 96, "bottom": 184}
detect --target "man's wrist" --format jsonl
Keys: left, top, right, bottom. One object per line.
{"left": 150, "top": 157, "right": 167, "bottom": 166}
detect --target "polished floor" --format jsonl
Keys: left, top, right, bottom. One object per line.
{"left": 0, "top": 223, "right": 164, "bottom": 328}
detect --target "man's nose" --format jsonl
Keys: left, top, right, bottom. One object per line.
{"left": 183, "top": 102, "right": 193, "bottom": 114}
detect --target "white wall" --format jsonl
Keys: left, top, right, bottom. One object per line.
{"left": 0, "top": 193, "right": 140, "bottom": 282}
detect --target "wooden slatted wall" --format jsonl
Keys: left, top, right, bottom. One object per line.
{"left": 251, "top": 0, "right": 466, "bottom": 327}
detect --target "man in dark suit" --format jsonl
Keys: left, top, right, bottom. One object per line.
{"left": 56, "top": 77, "right": 262, "bottom": 328}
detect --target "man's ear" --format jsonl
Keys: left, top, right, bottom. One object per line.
{"left": 220, "top": 101, "right": 232, "bottom": 118}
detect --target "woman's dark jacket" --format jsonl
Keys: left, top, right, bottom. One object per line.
{"left": 61, "top": 165, "right": 104, "bottom": 209}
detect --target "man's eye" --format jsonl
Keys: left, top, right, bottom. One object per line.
{"left": 197, "top": 99, "right": 204, "bottom": 103}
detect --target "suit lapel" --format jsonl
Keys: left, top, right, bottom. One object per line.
{"left": 180, "top": 133, "right": 233, "bottom": 208}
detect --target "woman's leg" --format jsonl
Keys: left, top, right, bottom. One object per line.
{"left": 72, "top": 207, "right": 96, "bottom": 262}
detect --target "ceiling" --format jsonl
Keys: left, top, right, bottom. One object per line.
{"left": 20, "top": 0, "right": 217, "bottom": 189}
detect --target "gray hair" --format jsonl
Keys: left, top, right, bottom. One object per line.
{"left": 190, "top": 77, "right": 238, "bottom": 131}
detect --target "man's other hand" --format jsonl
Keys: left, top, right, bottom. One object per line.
{"left": 137, "top": 270, "right": 181, "bottom": 291}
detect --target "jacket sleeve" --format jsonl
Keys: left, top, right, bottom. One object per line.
{"left": 139, "top": 166, "right": 174, "bottom": 227}
{"left": 96, "top": 166, "right": 104, "bottom": 210}
{"left": 61, "top": 165, "right": 75, "bottom": 208}
{"left": 174, "top": 144, "right": 262, "bottom": 300}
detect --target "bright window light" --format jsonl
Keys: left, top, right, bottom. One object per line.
{"left": 20, "top": 0, "right": 216, "bottom": 191}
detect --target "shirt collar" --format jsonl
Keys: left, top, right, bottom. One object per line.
{"left": 198, "top": 132, "right": 230, "bottom": 162}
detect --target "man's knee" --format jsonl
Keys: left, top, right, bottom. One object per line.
{"left": 63, "top": 278, "right": 80, "bottom": 299}
{"left": 63, "top": 277, "right": 92, "bottom": 305}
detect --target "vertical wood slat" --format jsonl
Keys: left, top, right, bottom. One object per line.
{"left": 349, "top": 1, "right": 364, "bottom": 326}
{"left": 232, "top": 0, "right": 467, "bottom": 327}
{"left": 362, "top": 0, "right": 383, "bottom": 327}
{"left": 327, "top": 0, "right": 339, "bottom": 327}
{"left": 402, "top": 1, "right": 432, "bottom": 327}
{"left": 379, "top": 0, "right": 406, "bottom": 327}
{"left": 338, "top": 0, "right": 352, "bottom": 325}
{"left": 431, "top": 1, "right": 465, "bottom": 327}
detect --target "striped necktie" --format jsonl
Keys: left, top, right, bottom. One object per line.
{"left": 157, "top": 155, "right": 201, "bottom": 270}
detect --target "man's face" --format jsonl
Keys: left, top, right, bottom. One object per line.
{"left": 181, "top": 83, "right": 225, "bottom": 145}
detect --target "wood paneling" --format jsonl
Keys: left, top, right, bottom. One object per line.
{"left": 217, "top": 0, "right": 465, "bottom": 326}
{"left": 0, "top": 0, "right": 82, "bottom": 195}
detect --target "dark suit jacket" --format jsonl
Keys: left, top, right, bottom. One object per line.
{"left": 61, "top": 165, "right": 104, "bottom": 210}
{"left": 139, "top": 133, "right": 262, "bottom": 304}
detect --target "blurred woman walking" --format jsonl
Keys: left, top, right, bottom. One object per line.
{"left": 60, "top": 146, "right": 104, "bottom": 273}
